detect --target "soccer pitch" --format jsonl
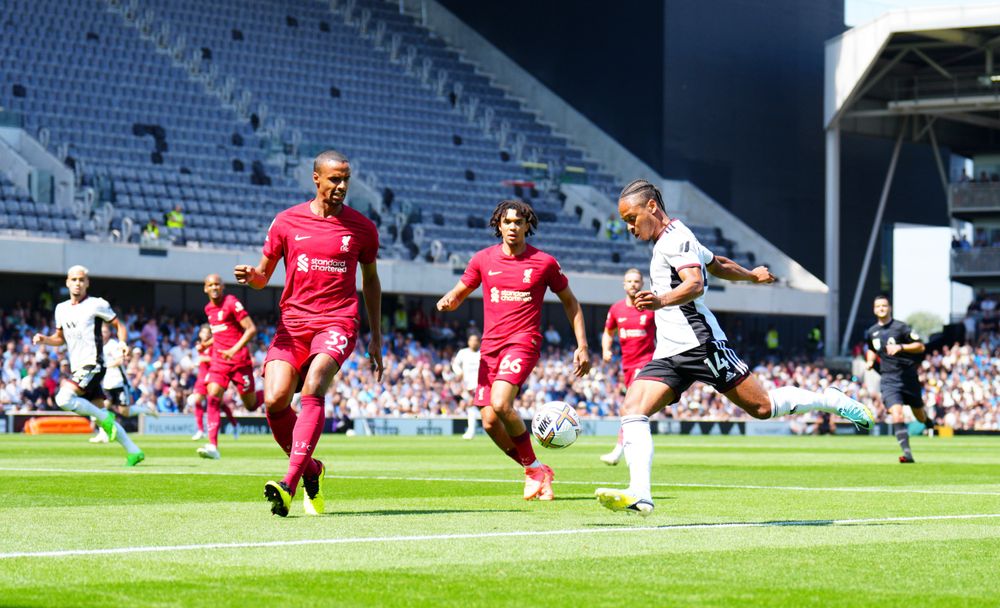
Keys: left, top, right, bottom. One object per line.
{"left": 1, "top": 434, "right": 998, "bottom": 607}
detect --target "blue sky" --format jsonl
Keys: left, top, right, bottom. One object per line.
{"left": 846, "top": 0, "right": 1000, "bottom": 26}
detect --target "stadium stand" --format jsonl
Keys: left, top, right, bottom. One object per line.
{"left": 0, "top": 0, "right": 756, "bottom": 274}
{"left": 1, "top": 304, "right": 994, "bottom": 430}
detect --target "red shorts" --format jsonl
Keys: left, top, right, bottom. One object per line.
{"left": 474, "top": 344, "right": 540, "bottom": 407}
{"left": 623, "top": 365, "right": 643, "bottom": 389}
{"left": 207, "top": 361, "right": 254, "bottom": 395}
{"left": 264, "top": 317, "right": 358, "bottom": 378}
{"left": 193, "top": 362, "right": 210, "bottom": 396}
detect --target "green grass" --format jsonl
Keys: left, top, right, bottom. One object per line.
{"left": 1, "top": 433, "right": 999, "bottom": 607}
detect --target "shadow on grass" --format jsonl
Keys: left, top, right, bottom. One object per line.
{"left": 320, "top": 508, "right": 522, "bottom": 517}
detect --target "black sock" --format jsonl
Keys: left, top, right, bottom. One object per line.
{"left": 893, "top": 423, "right": 912, "bottom": 459}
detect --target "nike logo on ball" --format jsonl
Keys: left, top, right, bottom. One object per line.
{"left": 294, "top": 235, "right": 312, "bottom": 241}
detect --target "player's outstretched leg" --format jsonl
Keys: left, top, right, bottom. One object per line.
{"left": 56, "top": 386, "right": 117, "bottom": 441}
{"left": 730, "top": 379, "right": 874, "bottom": 431}
{"left": 601, "top": 427, "right": 624, "bottom": 466}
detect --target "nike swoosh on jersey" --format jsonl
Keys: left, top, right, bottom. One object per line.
{"left": 488, "top": 270, "right": 502, "bottom": 276}
{"left": 294, "top": 235, "right": 312, "bottom": 241}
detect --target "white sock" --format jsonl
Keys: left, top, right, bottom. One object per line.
{"left": 621, "top": 415, "right": 652, "bottom": 501}
{"left": 608, "top": 443, "right": 624, "bottom": 459}
{"left": 62, "top": 394, "right": 111, "bottom": 421}
{"left": 113, "top": 422, "right": 140, "bottom": 453}
{"left": 768, "top": 386, "right": 838, "bottom": 418}
{"left": 466, "top": 408, "right": 476, "bottom": 432}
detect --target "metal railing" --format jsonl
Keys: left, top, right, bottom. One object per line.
{"left": 952, "top": 247, "right": 1000, "bottom": 275}
{"left": 950, "top": 183, "right": 1000, "bottom": 214}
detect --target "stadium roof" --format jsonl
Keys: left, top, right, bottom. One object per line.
{"left": 822, "top": 5, "right": 1000, "bottom": 357}
{"left": 825, "top": 4, "right": 1000, "bottom": 153}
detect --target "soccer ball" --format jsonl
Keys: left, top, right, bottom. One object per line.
{"left": 531, "top": 401, "right": 581, "bottom": 449}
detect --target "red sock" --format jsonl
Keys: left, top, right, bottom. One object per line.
{"left": 194, "top": 401, "right": 205, "bottom": 432}
{"left": 266, "top": 405, "right": 321, "bottom": 479}
{"left": 617, "top": 427, "right": 624, "bottom": 447}
{"left": 206, "top": 395, "right": 221, "bottom": 446}
{"left": 281, "top": 395, "right": 326, "bottom": 494}
{"left": 503, "top": 447, "right": 521, "bottom": 465}
{"left": 221, "top": 402, "right": 237, "bottom": 426}
{"left": 511, "top": 431, "right": 537, "bottom": 467}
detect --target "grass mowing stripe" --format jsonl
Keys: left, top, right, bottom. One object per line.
{"left": 2, "top": 512, "right": 998, "bottom": 560}
{"left": 1, "top": 466, "right": 998, "bottom": 497}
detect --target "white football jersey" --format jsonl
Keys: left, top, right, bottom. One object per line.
{"left": 649, "top": 219, "right": 727, "bottom": 358}
{"left": 452, "top": 347, "right": 481, "bottom": 391}
{"left": 54, "top": 296, "right": 117, "bottom": 372}
{"left": 101, "top": 338, "right": 125, "bottom": 389}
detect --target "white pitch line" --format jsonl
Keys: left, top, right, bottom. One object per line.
{"left": 1, "top": 467, "right": 999, "bottom": 497}
{"left": 1, "top": 512, "right": 998, "bottom": 560}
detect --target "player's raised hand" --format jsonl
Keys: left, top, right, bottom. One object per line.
{"left": 233, "top": 264, "right": 255, "bottom": 285}
{"left": 750, "top": 266, "right": 776, "bottom": 284}
{"left": 573, "top": 346, "right": 591, "bottom": 377}
{"left": 31, "top": 333, "right": 45, "bottom": 346}
{"left": 368, "top": 337, "right": 384, "bottom": 382}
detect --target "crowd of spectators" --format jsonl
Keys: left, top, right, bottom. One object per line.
{"left": 2, "top": 302, "right": 998, "bottom": 431}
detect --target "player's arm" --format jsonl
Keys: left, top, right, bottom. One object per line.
{"left": 635, "top": 266, "right": 704, "bottom": 311}
{"left": 556, "top": 286, "right": 591, "bottom": 377}
{"left": 222, "top": 317, "right": 257, "bottom": 360}
{"left": 234, "top": 255, "right": 280, "bottom": 290}
{"left": 360, "top": 260, "right": 384, "bottom": 382}
{"left": 601, "top": 328, "right": 615, "bottom": 362}
{"left": 707, "top": 255, "right": 775, "bottom": 284}
{"left": 865, "top": 345, "right": 877, "bottom": 370}
{"left": 32, "top": 327, "right": 65, "bottom": 347}
{"left": 109, "top": 316, "right": 130, "bottom": 361}
{"left": 436, "top": 280, "right": 476, "bottom": 312}
{"left": 886, "top": 331, "right": 926, "bottom": 356}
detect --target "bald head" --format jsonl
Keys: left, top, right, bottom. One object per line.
{"left": 203, "top": 273, "right": 224, "bottom": 301}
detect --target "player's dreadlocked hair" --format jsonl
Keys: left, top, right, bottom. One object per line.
{"left": 619, "top": 179, "right": 665, "bottom": 211}
{"left": 489, "top": 199, "right": 538, "bottom": 238}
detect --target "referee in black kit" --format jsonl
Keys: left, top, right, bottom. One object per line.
{"left": 864, "top": 294, "right": 933, "bottom": 463}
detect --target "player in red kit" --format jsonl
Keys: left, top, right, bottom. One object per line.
{"left": 235, "top": 150, "right": 383, "bottom": 517}
{"left": 437, "top": 200, "right": 590, "bottom": 501}
{"left": 196, "top": 274, "right": 263, "bottom": 460}
{"left": 600, "top": 268, "right": 656, "bottom": 465}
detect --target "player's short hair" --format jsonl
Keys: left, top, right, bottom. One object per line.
{"left": 619, "top": 179, "right": 665, "bottom": 211}
{"left": 874, "top": 293, "right": 891, "bottom": 304}
{"left": 624, "top": 267, "right": 643, "bottom": 279}
{"left": 313, "top": 149, "right": 350, "bottom": 172}
{"left": 66, "top": 264, "right": 89, "bottom": 278}
{"left": 489, "top": 199, "right": 538, "bottom": 238}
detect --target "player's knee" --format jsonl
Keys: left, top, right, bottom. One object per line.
{"left": 55, "top": 387, "right": 76, "bottom": 410}
{"left": 489, "top": 396, "right": 512, "bottom": 415}
{"left": 745, "top": 404, "right": 770, "bottom": 420}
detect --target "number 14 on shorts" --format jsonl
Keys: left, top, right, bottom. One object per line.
{"left": 703, "top": 351, "right": 729, "bottom": 378}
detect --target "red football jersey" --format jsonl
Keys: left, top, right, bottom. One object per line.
{"left": 205, "top": 294, "right": 252, "bottom": 366}
{"left": 262, "top": 202, "right": 379, "bottom": 322}
{"left": 461, "top": 244, "right": 569, "bottom": 353}
{"left": 605, "top": 299, "right": 656, "bottom": 370}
